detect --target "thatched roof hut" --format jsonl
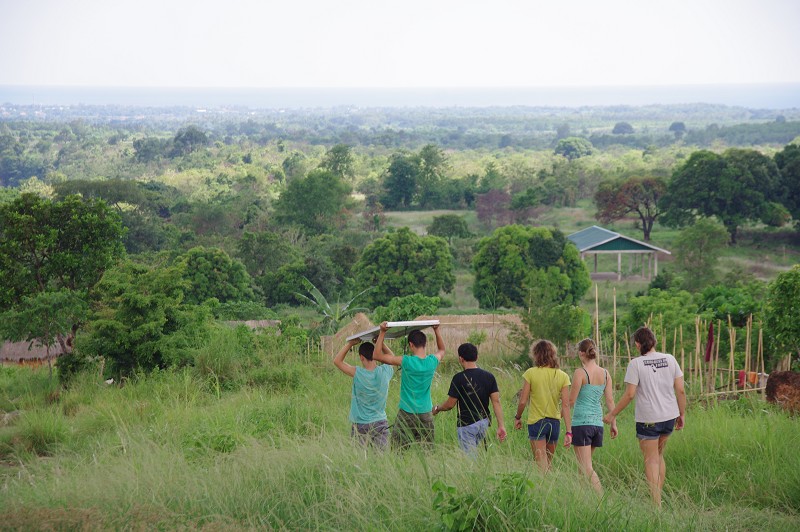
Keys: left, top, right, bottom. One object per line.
{"left": 0, "top": 340, "right": 67, "bottom": 367}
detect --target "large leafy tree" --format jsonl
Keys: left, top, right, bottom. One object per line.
{"left": 554, "top": 137, "right": 594, "bottom": 160}
{"left": 595, "top": 176, "right": 666, "bottom": 241}
{"left": 354, "top": 227, "right": 455, "bottom": 308}
{"left": 774, "top": 143, "right": 800, "bottom": 220}
{"left": 175, "top": 247, "right": 256, "bottom": 305}
{"left": 319, "top": 144, "right": 356, "bottom": 181}
{"left": 381, "top": 151, "right": 420, "bottom": 209}
{"left": 472, "top": 225, "right": 590, "bottom": 309}
{"left": 764, "top": 264, "right": 800, "bottom": 367}
{"left": 78, "top": 261, "right": 211, "bottom": 375}
{"left": 427, "top": 214, "right": 472, "bottom": 242}
{"left": 0, "top": 193, "right": 125, "bottom": 353}
{"left": 274, "top": 169, "right": 351, "bottom": 234}
{"left": 661, "top": 149, "right": 782, "bottom": 243}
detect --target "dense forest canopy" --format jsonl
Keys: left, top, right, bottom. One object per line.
{"left": 1, "top": 100, "right": 800, "bottom": 374}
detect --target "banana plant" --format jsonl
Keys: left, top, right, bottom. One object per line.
{"left": 295, "top": 278, "right": 372, "bottom": 336}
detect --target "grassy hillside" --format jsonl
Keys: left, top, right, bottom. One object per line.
{"left": 1, "top": 331, "right": 798, "bottom": 530}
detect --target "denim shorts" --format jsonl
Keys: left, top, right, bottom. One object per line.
{"left": 572, "top": 424, "right": 604, "bottom": 447}
{"left": 636, "top": 418, "right": 676, "bottom": 440}
{"left": 527, "top": 417, "right": 560, "bottom": 444}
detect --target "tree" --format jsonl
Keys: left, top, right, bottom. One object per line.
{"left": 171, "top": 125, "right": 208, "bottom": 157}
{"left": 175, "top": 247, "right": 256, "bottom": 305}
{"left": 774, "top": 143, "right": 800, "bottom": 220}
{"left": 416, "top": 144, "right": 449, "bottom": 208}
{"left": 669, "top": 122, "right": 687, "bottom": 139}
{"left": 595, "top": 176, "right": 666, "bottom": 241}
{"left": 381, "top": 151, "right": 420, "bottom": 209}
{"left": 294, "top": 278, "right": 370, "bottom": 336}
{"left": 554, "top": 137, "right": 594, "bottom": 160}
{"left": 472, "top": 225, "right": 590, "bottom": 309}
{"left": 764, "top": 265, "right": 800, "bottom": 366}
{"left": 672, "top": 219, "right": 729, "bottom": 291}
{"left": 319, "top": 144, "right": 356, "bottom": 181}
{"left": 0, "top": 194, "right": 125, "bottom": 356}
{"left": 354, "top": 228, "right": 455, "bottom": 308}
{"left": 274, "top": 169, "right": 351, "bottom": 234}
{"left": 661, "top": 149, "right": 782, "bottom": 243}
{"left": 78, "top": 260, "right": 212, "bottom": 375}
{"left": 612, "top": 122, "right": 634, "bottom": 135}
{"left": 427, "top": 214, "right": 472, "bottom": 242}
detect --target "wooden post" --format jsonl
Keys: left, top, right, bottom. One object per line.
{"left": 613, "top": 287, "right": 617, "bottom": 382}
{"left": 714, "top": 320, "right": 721, "bottom": 393}
{"left": 728, "top": 316, "right": 736, "bottom": 392}
{"left": 594, "top": 283, "right": 599, "bottom": 346}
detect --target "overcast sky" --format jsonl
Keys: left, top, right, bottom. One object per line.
{"left": 1, "top": 0, "right": 798, "bottom": 88}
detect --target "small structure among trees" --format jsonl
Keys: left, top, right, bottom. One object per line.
{"left": 568, "top": 226, "right": 670, "bottom": 281}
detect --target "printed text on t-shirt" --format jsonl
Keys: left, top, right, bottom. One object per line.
{"left": 643, "top": 358, "right": 668, "bottom": 372}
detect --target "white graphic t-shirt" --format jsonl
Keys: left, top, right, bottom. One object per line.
{"left": 624, "top": 352, "right": 683, "bottom": 423}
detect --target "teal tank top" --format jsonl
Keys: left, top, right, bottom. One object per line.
{"left": 572, "top": 368, "right": 606, "bottom": 427}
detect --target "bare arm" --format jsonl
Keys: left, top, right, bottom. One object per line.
{"left": 372, "top": 322, "right": 404, "bottom": 366}
{"left": 568, "top": 368, "right": 584, "bottom": 408}
{"left": 674, "top": 376, "right": 687, "bottom": 430}
{"left": 603, "top": 371, "right": 618, "bottom": 437}
{"left": 560, "top": 385, "right": 572, "bottom": 447}
{"left": 514, "top": 380, "right": 531, "bottom": 430}
{"left": 333, "top": 339, "right": 359, "bottom": 377}
{"left": 433, "top": 396, "right": 457, "bottom": 415}
{"left": 431, "top": 323, "right": 445, "bottom": 361}
{"left": 490, "top": 391, "right": 507, "bottom": 442}
{"left": 604, "top": 382, "right": 637, "bottom": 424}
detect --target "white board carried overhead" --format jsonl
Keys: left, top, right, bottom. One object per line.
{"left": 346, "top": 320, "right": 440, "bottom": 342}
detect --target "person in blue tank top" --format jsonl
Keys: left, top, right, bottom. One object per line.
{"left": 568, "top": 338, "right": 618, "bottom": 494}
{"left": 333, "top": 337, "right": 396, "bottom": 450}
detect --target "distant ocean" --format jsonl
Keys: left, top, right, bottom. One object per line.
{"left": 1, "top": 84, "right": 799, "bottom": 109}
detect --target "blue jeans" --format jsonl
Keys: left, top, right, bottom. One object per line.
{"left": 456, "top": 418, "right": 490, "bottom": 453}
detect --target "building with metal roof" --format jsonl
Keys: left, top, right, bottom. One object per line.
{"left": 567, "top": 226, "right": 671, "bottom": 281}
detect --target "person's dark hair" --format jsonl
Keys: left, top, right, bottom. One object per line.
{"left": 358, "top": 342, "right": 375, "bottom": 361}
{"left": 633, "top": 327, "right": 656, "bottom": 355}
{"left": 532, "top": 340, "right": 559, "bottom": 368}
{"left": 408, "top": 330, "right": 427, "bottom": 349}
{"left": 578, "top": 338, "right": 597, "bottom": 360}
{"left": 457, "top": 343, "right": 478, "bottom": 362}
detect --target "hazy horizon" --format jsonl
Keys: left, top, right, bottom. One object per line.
{"left": 2, "top": 83, "right": 799, "bottom": 110}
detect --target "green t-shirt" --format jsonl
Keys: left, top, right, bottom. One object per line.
{"left": 398, "top": 355, "right": 440, "bottom": 414}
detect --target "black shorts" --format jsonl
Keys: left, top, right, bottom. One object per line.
{"left": 572, "top": 425, "right": 604, "bottom": 447}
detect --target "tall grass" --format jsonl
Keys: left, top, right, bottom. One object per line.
{"left": 1, "top": 338, "right": 798, "bottom": 530}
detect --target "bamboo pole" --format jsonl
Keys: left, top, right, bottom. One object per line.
{"left": 714, "top": 320, "right": 721, "bottom": 392}
{"left": 728, "top": 315, "right": 736, "bottom": 390}
{"left": 680, "top": 324, "right": 685, "bottom": 376}
{"left": 745, "top": 314, "right": 752, "bottom": 379}
{"left": 594, "top": 283, "right": 599, "bottom": 347}
{"left": 695, "top": 316, "right": 701, "bottom": 392}
{"left": 613, "top": 287, "right": 617, "bottom": 382}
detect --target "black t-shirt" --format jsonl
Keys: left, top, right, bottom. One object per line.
{"left": 447, "top": 367, "right": 499, "bottom": 427}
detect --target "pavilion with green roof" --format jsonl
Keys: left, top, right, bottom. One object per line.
{"left": 567, "top": 226, "right": 671, "bottom": 281}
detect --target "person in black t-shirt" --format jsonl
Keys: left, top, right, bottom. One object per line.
{"left": 433, "top": 343, "right": 507, "bottom": 452}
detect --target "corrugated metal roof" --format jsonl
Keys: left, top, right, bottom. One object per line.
{"left": 567, "top": 226, "right": 670, "bottom": 254}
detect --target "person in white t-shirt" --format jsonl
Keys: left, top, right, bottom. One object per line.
{"left": 604, "top": 326, "right": 687, "bottom": 508}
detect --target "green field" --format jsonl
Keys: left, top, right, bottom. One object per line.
{"left": 2, "top": 329, "right": 798, "bottom": 530}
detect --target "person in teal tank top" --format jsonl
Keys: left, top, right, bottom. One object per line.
{"left": 568, "top": 338, "right": 618, "bottom": 494}
{"left": 333, "top": 337, "right": 396, "bottom": 449}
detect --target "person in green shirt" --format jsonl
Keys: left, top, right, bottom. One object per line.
{"left": 333, "top": 338, "right": 396, "bottom": 449}
{"left": 373, "top": 321, "right": 445, "bottom": 450}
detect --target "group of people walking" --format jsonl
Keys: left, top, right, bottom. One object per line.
{"left": 333, "top": 322, "right": 686, "bottom": 506}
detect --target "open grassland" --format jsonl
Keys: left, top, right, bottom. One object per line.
{"left": 2, "top": 339, "right": 798, "bottom": 531}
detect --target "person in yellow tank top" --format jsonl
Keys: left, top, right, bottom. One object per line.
{"left": 514, "top": 340, "right": 572, "bottom": 473}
